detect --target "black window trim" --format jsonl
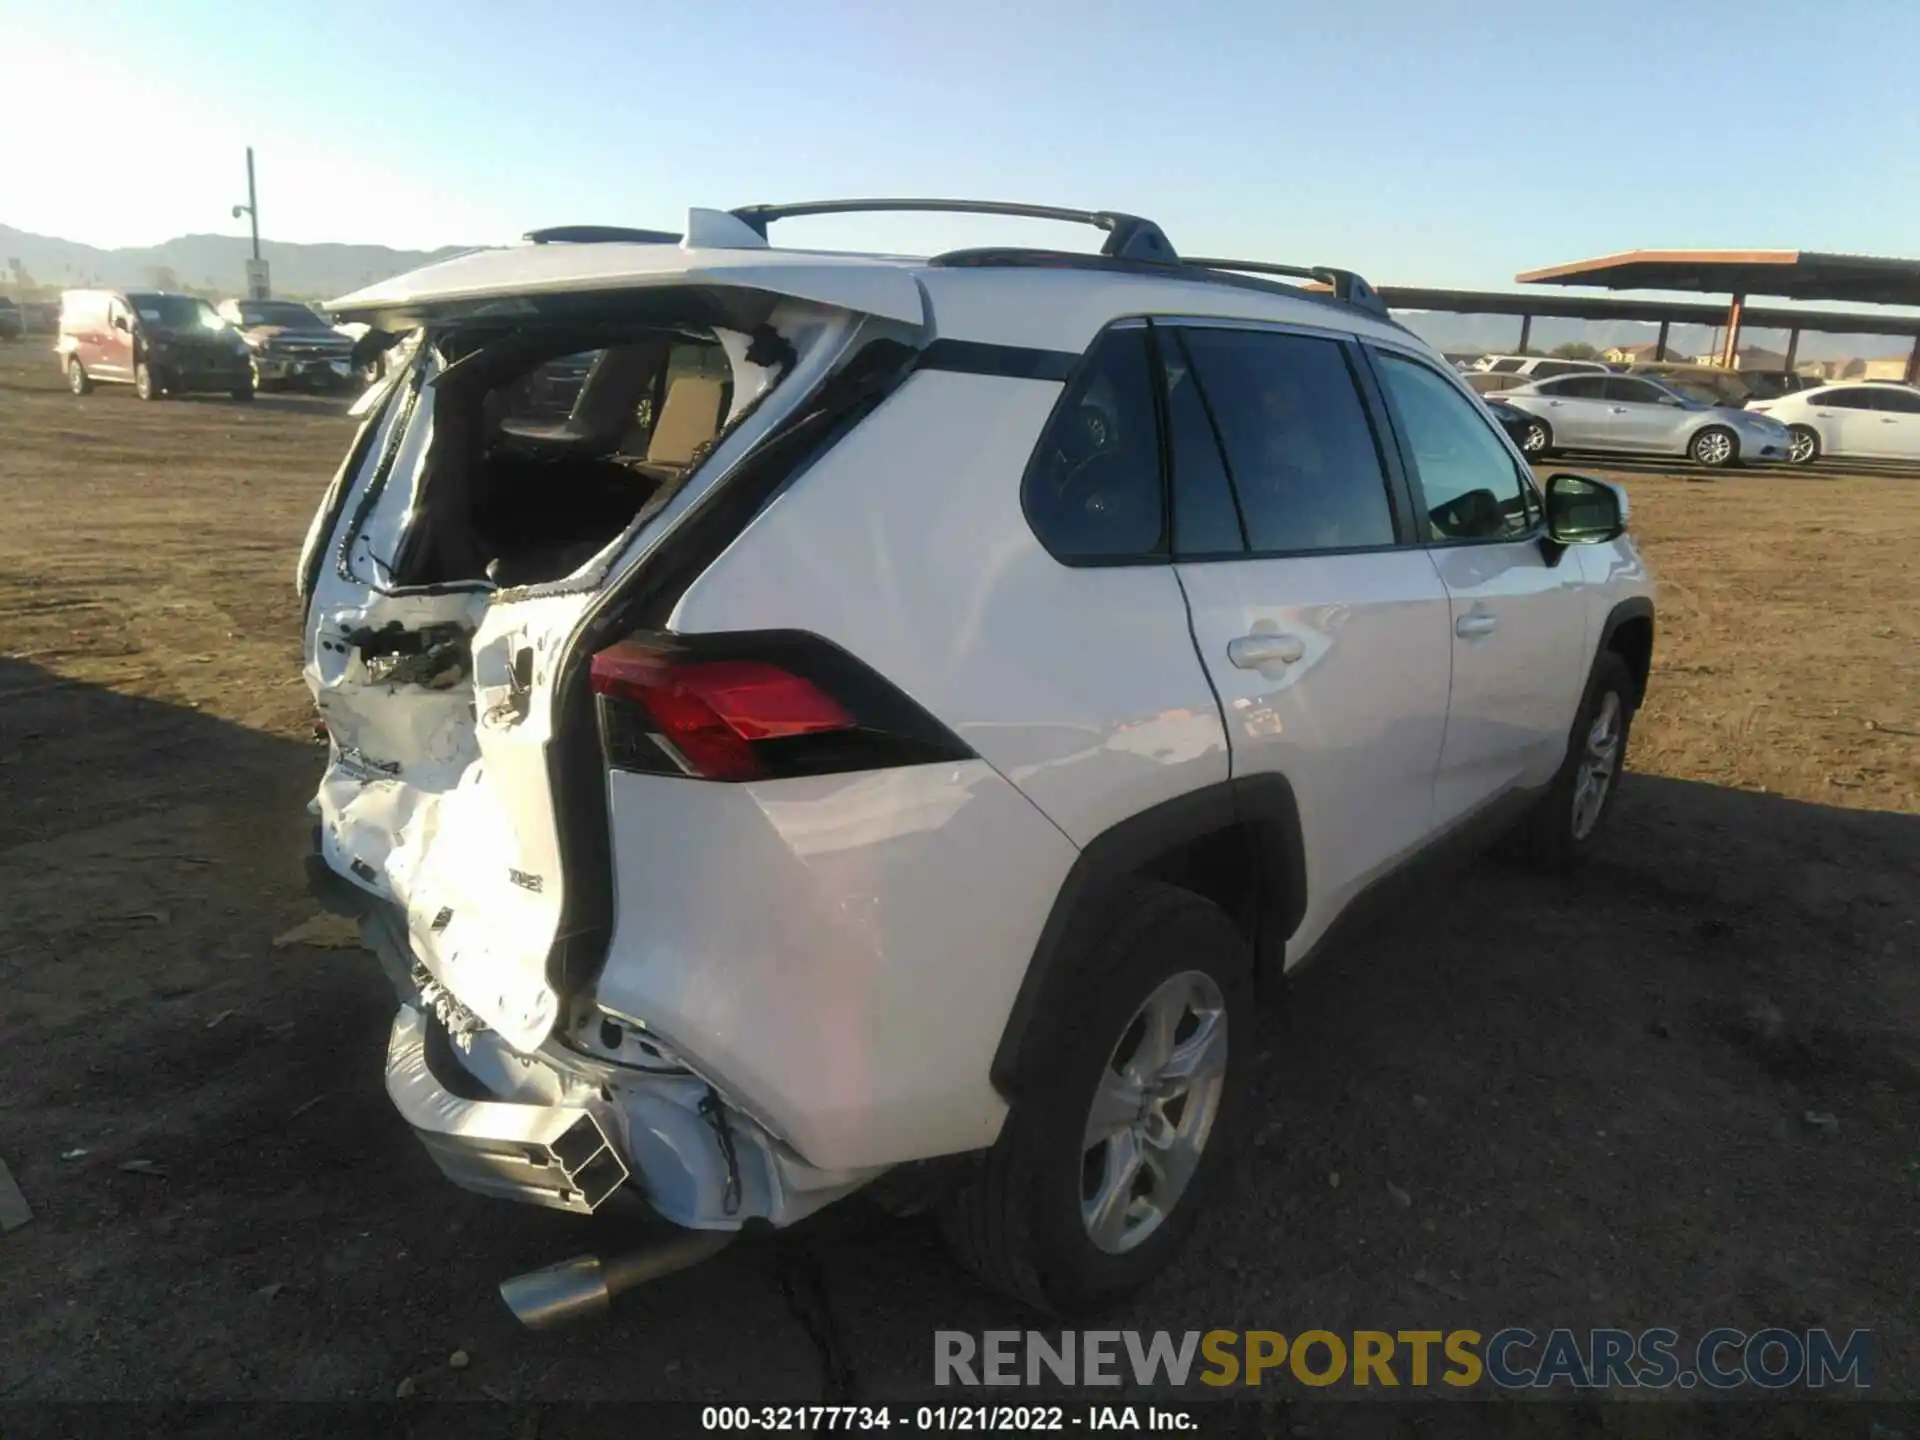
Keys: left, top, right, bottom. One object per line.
{"left": 1152, "top": 324, "right": 1248, "bottom": 560}
{"left": 1359, "top": 340, "right": 1549, "bottom": 550}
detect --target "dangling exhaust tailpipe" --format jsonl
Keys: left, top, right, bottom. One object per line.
{"left": 499, "top": 1229, "right": 736, "bottom": 1330}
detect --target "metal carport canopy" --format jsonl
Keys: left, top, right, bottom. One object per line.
{"left": 1514, "top": 249, "right": 1920, "bottom": 373}
{"left": 1516, "top": 250, "right": 1920, "bottom": 308}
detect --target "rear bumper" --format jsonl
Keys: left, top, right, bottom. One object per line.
{"left": 309, "top": 819, "right": 888, "bottom": 1231}
{"left": 378, "top": 997, "right": 885, "bottom": 1228}
{"left": 385, "top": 1005, "right": 629, "bottom": 1213}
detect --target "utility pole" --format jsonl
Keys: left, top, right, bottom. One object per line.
{"left": 232, "top": 147, "right": 270, "bottom": 299}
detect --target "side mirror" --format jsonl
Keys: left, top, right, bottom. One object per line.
{"left": 112, "top": 314, "right": 130, "bottom": 332}
{"left": 1545, "top": 473, "right": 1627, "bottom": 544}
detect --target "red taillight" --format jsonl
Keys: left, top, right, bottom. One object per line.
{"left": 591, "top": 643, "right": 855, "bottom": 781}
{"left": 588, "top": 629, "right": 972, "bottom": 783}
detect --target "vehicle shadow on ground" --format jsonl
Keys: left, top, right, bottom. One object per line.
{"left": 1, "top": 666, "right": 1915, "bottom": 1401}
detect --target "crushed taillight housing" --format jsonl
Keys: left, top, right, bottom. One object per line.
{"left": 589, "top": 630, "right": 972, "bottom": 782}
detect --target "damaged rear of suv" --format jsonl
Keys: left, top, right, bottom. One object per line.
{"left": 305, "top": 201, "right": 1654, "bottom": 1323}
{"left": 305, "top": 212, "right": 958, "bottom": 1246}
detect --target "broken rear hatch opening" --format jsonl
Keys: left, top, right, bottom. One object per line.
{"left": 306, "top": 251, "right": 928, "bottom": 1053}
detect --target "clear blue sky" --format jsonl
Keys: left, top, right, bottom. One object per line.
{"left": 4, "top": 0, "right": 1918, "bottom": 290}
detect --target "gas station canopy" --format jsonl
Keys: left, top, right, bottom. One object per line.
{"left": 1516, "top": 250, "right": 1920, "bottom": 308}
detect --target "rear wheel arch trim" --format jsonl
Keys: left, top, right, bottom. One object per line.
{"left": 988, "top": 773, "right": 1306, "bottom": 1098}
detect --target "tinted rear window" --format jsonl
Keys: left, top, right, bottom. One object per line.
{"left": 1023, "top": 327, "right": 1166, "bottom": 561}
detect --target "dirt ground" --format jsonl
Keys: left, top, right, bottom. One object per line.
{"left": 2, "top": 338, "right": 1916, "bottom": 1415}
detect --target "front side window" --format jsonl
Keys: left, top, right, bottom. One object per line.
{"left": 1374, "top": 351, "right": 1538, "bottom": 543}
{"left": 1178, "top": 328, "right": 1397, "bottom": 554}
{"left": 1023, "top": 327, "right": 1166, "bottom": 561}
{"left": 1873, "top": 387, "right": 1920, "bottom": 414}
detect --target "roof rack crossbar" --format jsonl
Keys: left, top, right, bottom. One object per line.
{"left": 728, "top": 198, "right": 1178, "bottom": 263}
{"left": 524, "top": 225, "right": 683, "bottom": 246}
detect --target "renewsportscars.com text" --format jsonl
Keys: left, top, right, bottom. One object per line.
{"left": 934, "top": 1327, "right": 1873, "bottom": 1391}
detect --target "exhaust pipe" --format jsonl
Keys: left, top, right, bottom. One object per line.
{"left": 499, "top": 1228, "right": 736, "bottom": 1330}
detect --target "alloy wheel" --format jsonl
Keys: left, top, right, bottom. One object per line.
{"left": 1080, "top": 970, "right": 1227, "bottom": 1255}
{"left": 1522, "top": 421, "right": 1549, "bottom": 454}
{"left": 1693, "top": 429, "right": 1734, "bottom": 467}
{"left": 1788, "top": 428, "right": 1818, "bottom": 465}
{"left": 1571, "top": 691, "right": 1623, "bottom": 840}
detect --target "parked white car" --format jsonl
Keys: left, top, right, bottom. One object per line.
{"left": 1498, "top": 372, "right": 1792, "bottom": 467}
{"left": 1470, "top": 354, "right": 1611, "bottom": 379}
{"left": 1746, "top": 381, "right": 1920, "bottom": 465}
{"left": 303, "top": 200, "right": 1656, "bottom": 1322}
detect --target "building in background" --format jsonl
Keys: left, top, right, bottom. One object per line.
{"left": 1604, "top": 341, "right": 1670, "bottom": 364}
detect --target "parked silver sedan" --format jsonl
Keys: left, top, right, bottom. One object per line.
{"left": 1498, "top": 372, "right": 1793, "bottom": 468}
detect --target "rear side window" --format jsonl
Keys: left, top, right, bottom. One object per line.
{"left": 1179, "top": 329, "right": 1397, "bottom": 554}
{"left": 1605, "top": 377, "right": 1668, "bottom": 404}
{"left": 1374, "top": 351, "right": 1539, "bottom": 543}
{"left": 1023, "top": 327, "right": 1166, "bottom": 561}
{"left": 1821, "top": 388, "right": 1879, "bottom": 411}
{"left": 1547, "top": 375, "right": 1609, "bottom": 399}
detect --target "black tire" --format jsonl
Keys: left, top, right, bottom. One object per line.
{"left": 939, "top": 881, "right": 1252, "bottom": 1315}
{"left": 134, "top": 362, "right": 162, "bottom": 401}
{"left": 1689, "top": 425, "right": 1737, "bottom": 468}
{"left": 1504, "top": 650, "right": 1636, "bottom": 871}
{"left": 1520, "top": 417, "right": 1553, "bottom": 458}
{"left": 67, "top": 358, "right": 92, "bottom": 395}
{"left": 1787, "top": 425, "right": 1821, "bottom": 466}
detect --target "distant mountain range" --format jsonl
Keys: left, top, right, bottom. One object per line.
{"left": 4, "top": 222, "right": 1911, "bottom": 363}
{"left": 0, "top": 224, "right": 471, "bottom": 300}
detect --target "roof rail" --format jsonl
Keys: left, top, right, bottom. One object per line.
{"left": 1183, "top": 258, "right": 1388, "bottom": 316}
{"left": 524, "top": 225, "right": 682, "bottom": 245}
{"left": 728, "top": 198, "right": 1178, "bottom": 263}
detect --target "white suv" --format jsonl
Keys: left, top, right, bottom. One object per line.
{"left": 301, "top": 201, "right": 1655, "bottom": 1321}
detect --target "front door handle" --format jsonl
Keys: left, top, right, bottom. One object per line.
{"left": 1455, "top": 613, "right": 1499, "bottom": 639}
{"left": 1609, "top": 406, "right": 1628, "bottom": 413}
{"left": 1227, "top": 634, "right": 1305, "bottom": 669}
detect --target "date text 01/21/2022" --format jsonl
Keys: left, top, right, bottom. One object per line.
{"left": 700, "top": 1405, "right": 1195, "bottom": 1431}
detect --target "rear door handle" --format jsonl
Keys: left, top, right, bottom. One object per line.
{"left": 1608, "top": 406, "right": 1628, "bottom": 413}
{"left": 1227, "top": 634, "right": 1305, "bottom": 669}
{"left": 1455, "top": 613, "right": 1499, "bottom": 639}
